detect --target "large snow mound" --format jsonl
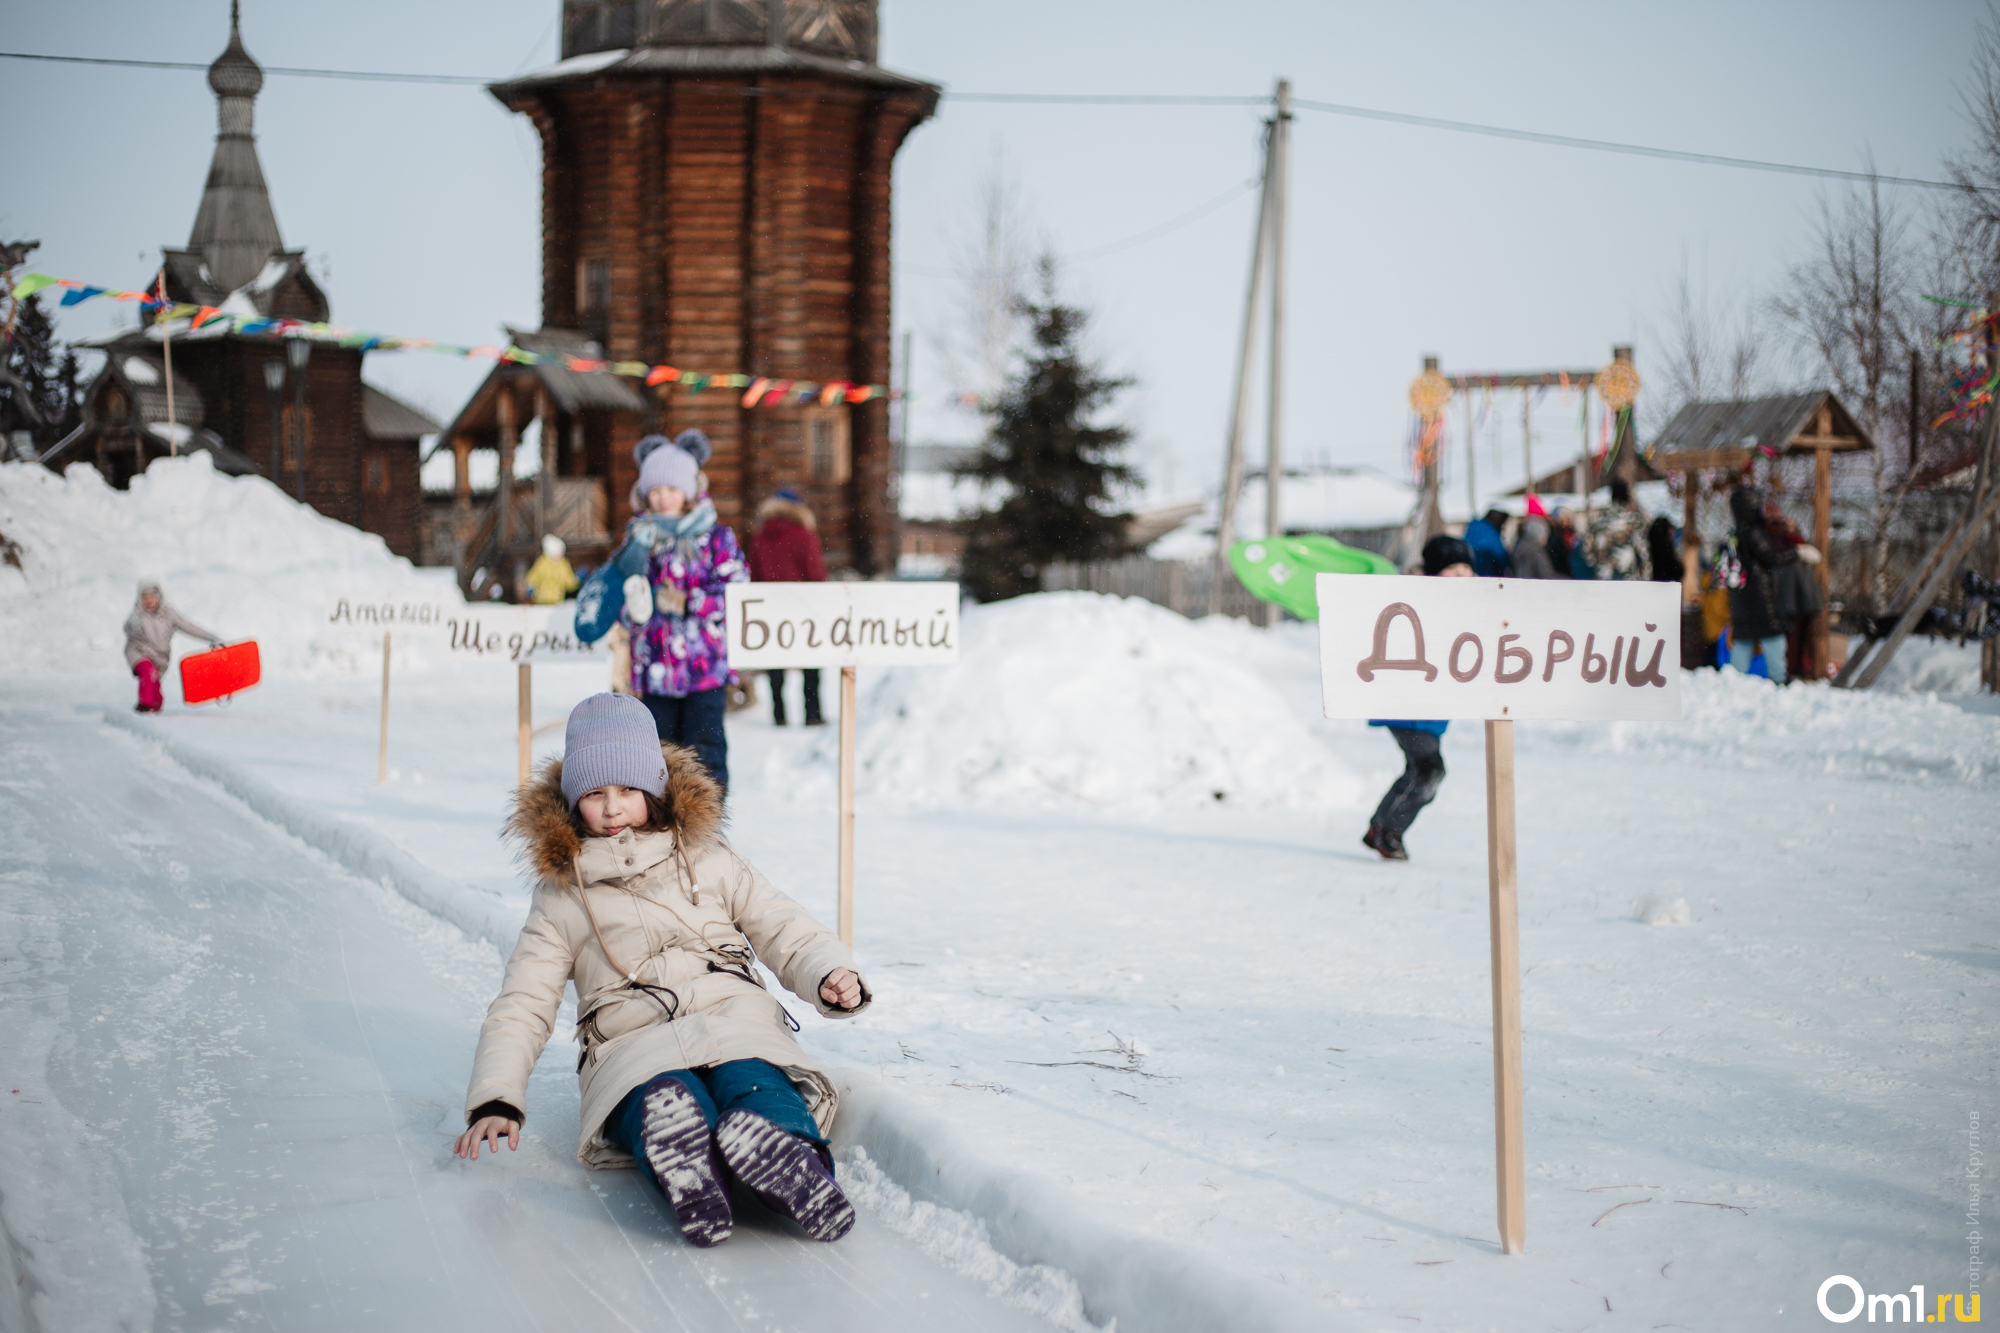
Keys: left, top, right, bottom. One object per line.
{"left": 0, "top": 456, "right": 459, "bottom": 679}
{"left": 766, "top": 592, "right": 1365, "bottom": 814}
{"left": 1529, "top": 665, "right": 2000, "bottom": 787}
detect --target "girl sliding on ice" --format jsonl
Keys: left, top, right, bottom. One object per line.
{"left": 454, "top": 692, "right": 869, "bottom": 1246}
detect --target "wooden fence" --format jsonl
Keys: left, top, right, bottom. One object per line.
{"left": 1041, "top": 555, "right": 1267, "bottom": 620}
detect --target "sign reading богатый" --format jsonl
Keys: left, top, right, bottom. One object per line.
{"left": 1315, "top": 574, "right": 1681, "bottom": 721}
{"left": 726, "top": 582, "right": 960, "bottom": 670}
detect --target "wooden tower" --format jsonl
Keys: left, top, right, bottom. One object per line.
{"left": 488, "top": 0, "right": 938, "bottom": 574}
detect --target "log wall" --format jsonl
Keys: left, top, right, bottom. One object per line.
{"left": 518, "top": 73, "right": 926, "bottom": 573}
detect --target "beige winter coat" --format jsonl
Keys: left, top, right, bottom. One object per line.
{"left": 465, "top": 744, "right": 868, "bottom": 1168}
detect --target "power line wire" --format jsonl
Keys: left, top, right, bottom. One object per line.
{"left": 0, "top": 50, "right": 492, "bottom": 84}
{"left": 1, "top": 49, "right": 1974, "bottom": 191}
{"left": 1287, "top": 96, "right": 1963, "bottom": 192}
{"left": 950, "top": 89, "right": 1970, "bottom": 192}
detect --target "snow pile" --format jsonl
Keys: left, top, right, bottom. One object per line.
{"left": 0, "top": 455, "right": 460, "bottom": 680}
{"left": 840, "top": 1148, "right": 1107, "bottom": 1333}
{"left": 1870, "top": 636, "right": 1986, "bottom": 695}
{"left": 767, "top": 592, "right": 1365, "bottom": 814}
{"left": 1530, "top": 666, "right": 2000, "bottom": 787}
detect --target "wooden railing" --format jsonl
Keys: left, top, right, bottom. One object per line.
{"left": 1041, "top": 555, "right": 1266, "bottom": 621}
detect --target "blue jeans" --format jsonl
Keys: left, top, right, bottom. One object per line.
{"left": 605, "top": 1059, "right": 826, "bottom": 1196}
{"left": 1729, "top": 633, "right": 1789, "bottom": 684}
{"left": 641, "top": 686, "right": 728, "bottom": 791}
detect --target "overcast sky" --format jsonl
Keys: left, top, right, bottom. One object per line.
{"left": 1, "top": 1, "right": 1981, "bottom": 514}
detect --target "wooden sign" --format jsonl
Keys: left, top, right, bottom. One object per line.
{"left": 1314, "top": 573, "right": 1680, "bottom": 1258}
{"left": 1315, "top": 575, "right": 1681, "bottom": 721}
{"left": 726, "top": 582, "right": 961, "bottom": 948}
{"left": 726, "top": 581, "right": 959, "bottom": 670}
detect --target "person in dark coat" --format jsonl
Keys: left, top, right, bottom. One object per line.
{"left": 1647, "top": 516, "right": 1682, "bottom": 586}
{"left": 1763, "top": 501, "right": 1824, "bottom": 680}
{"left": 1461, "top": 508, "right": 1513, "bottom": 577}
{"left": 1544, "top": 508, "right": 1576, "bottom": 579}
{"left": 1723, "top": 485, "right": 1800, "bottom": 684}
{"left": 746, "top": 488, "right": 827, "bottom": 726}
{"left": 1361, "top": 534, "right": 1474, "bottom": 862}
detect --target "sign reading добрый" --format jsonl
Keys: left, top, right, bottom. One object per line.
{"left": 1315, "top": 574, "right": 1681, "bottom": 721}
{"left": 726, "top": 582, "right": 959, "bottom": 670}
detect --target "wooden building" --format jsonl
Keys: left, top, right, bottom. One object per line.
{"left": 449, "top": 0, "right": 938, "bottom": 584}
{"left": 40, "top": 4, "right": 438, "bottom": 561}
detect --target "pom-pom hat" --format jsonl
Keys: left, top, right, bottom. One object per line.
{"left": 637, "top": 442, "right": 699, "bottom": 501}
{"left": 560, "top": 693, "right": 668, "bottom": 808}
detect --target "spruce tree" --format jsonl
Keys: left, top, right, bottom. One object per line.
{"left": 957, "top": 261, "right": 1136, "bottom": 602}
{"left": 1, "top": 295, "right": 80, "bottom": 454}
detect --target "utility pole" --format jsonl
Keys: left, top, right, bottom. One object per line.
{"left": 1909, "top": 347, "right": 1921, "bottom": 470}
{"left": 1463, "top": 384, "right": 1477, "bottom": 521}
{"left": 1521, "top": 390, "right": 1534, "bottom": 499}
{"left": 1260, "top": 79, "right": 1293, "bottom": 627}
{"left": 896, "top": 329, "right": 913, "bottom": 578}
{"left": 1211, "top": 84, "right": 1280, "bottom": 614}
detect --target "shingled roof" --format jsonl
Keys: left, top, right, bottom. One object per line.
{"left": 362, "top": 383, "right": 442, "bottom": 441}
{"left": 1649, "top": 390, "right": 1873, "bottom": 465}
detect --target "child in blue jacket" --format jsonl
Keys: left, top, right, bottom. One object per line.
{"left": 1362, "top": 535, "right": 1474, "bottom": 861}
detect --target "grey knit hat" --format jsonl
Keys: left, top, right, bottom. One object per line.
{"left": 560, "top": 693, "right": 668, "bottom": 808}
{"left": 637, "top": 441, "right": 699, "bottom": 501}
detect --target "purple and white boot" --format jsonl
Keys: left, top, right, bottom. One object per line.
{"left": 715, "top": 1110, "right": 855, "bottom": 1242}
{"left": 640, "top": 1080, "right": 733, "bottom": 1247}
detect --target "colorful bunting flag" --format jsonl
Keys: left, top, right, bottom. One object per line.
{"left": 7, "top": 269, "right": 899, "bottom": 407}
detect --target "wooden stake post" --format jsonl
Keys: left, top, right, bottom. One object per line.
{"left": 727, "top": 583, "right": 960, "bottom": 951}
{"left": 1315, "top": 575, "right": 1680, "bottom": 1255}
{"left": 837, "top": 665, "right": 858, "bottom": 946}
{"left": 378, "top": 632, "right": 391, "bottom": 784}
{"left": 1483, "top": 718, "right": 1525, "bottom": 1252}
{"left": 517, "top": 662, "right": 532, "bottom": 789}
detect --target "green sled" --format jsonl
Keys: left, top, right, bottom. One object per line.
{"left": 1228, "top": 534, "right": 1399, "bottom": 621}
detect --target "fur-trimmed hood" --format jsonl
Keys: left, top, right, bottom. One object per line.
{"left": 506, "top": 741, "right": 726, "bottom": 884}
{"left": 753, "top": 495, "right": 816, "bottom": 533}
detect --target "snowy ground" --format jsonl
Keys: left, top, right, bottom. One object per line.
{"left": 8, "top": 617, "right": 1989, "bottom": 1330}
{"left": 0, "top": 699, "right": 1073, "bottom": 1333}
{"left": 4, "top": 461, "right": 1995, "bottom": 1330}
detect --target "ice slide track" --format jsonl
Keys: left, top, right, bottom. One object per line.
{"left": 82, "top": 704, "right": 1343, "bottom": 1333}
{"left": 0, "top": 704, "right": 1057, "bottom": 1333}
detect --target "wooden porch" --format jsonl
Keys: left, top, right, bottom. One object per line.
{"left": 436, "top": 327, "right": 647, "bottom": 598}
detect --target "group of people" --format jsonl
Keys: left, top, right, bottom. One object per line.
{"left": 1458, "top": 479, "right": 1683, "bottom": 587}
{"left": 1361, "top": 478, "right": 1825, "bottom": 862}
{"left": 1708, "top": 484, "right": 1823, "bottom": 683}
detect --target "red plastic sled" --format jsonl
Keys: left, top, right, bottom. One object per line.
{"left": 179, "top": 640, "right": 262, "bottom": 705}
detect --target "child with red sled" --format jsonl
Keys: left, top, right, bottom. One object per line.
{"left": 122, "top": 579, "right": 222, "bottom": 712}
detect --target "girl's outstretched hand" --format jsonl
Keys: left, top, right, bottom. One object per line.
{"left": 455, "top": 1115, "right": 521, "bottom": 1161}
{"left": 820, "top": 968, "right": 863, "bottom": 1011}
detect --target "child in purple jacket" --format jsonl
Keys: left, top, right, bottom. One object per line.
{"left": 619, "top": 431, "right": 748, "bottom": 791}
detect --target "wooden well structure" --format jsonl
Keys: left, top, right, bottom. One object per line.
{"left": 466, "top": 0, "right": 938, "bottom": 582}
